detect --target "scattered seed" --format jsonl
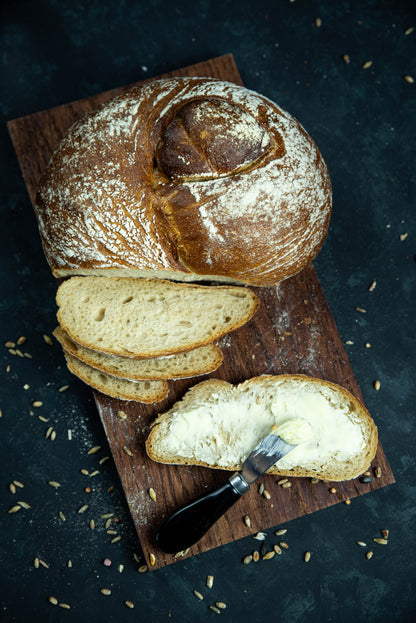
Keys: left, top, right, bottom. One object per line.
{"left": 38, "top": 416, "right": 48, "bottom": 422}
{"left": 259, "top": 542, "right": 267, "bottom": 557}
{"left": 89, "top": 519, "right": 95, "bottom": 530}
{"left": 357, "top": 541, "right": 367, "bottom": 547}
{"left": 274, "top": 529, "right": 287, "bottom": 536}
{"left": 263, "top": 489, "right": 271, "bottom": 500}
{"left": 88, "top": 445, "right": 101, "bottom": 455}
{"left": 280, "top": 542, "right": 289, "bottom": 549}
{"left": 405, "top": 26, "right": 414, "bottom": 35}
{"left": 39, "top": 559, "right": 49, "bottom": 568}
{"left": 34, "top": 557, "right": 40, "bottom": 568}
{"left": 304, "top": 551, "right": 311, "bottom": 562}
{"left": 103, "top": 559, "right": 112, "bottom": 567}
{"left": 345, "top": 499, "right": 351, "bottom": 505}
{"left": 32, "top": 401, "right": 43, "bottom": 408}
{"left": 58, "top": 603, "right": 71, "bottom": 610}
{"left": 368, "top": 280, "right": 377, "bottom": 291}
{"left": 101, "top": 513, "right": 114, "bottom": 519}
{"left": 59, "top": 511, "right": 66, "bottom": 521}
{"left": 310, "top": 477, "right": 320, "bottom": 484}
{"left": 315, "top": 17, "right": 322, "bottom": 27}
{"left": 58, "top": 385, "right": 69, "bottom": 393}
{"left": 399, "top": 232, "right": 409, "bottom": 240}
{"left": 17, "top": 336, "right": 26, "bottom": 345}
{"left": 273, "top": 544, "right": 282, "bottom": 555}
{"left": 48, "top": 481, "right": 61, "bottom": 488}
{"left": 207, "top": 575, "right": 214, "bottom": 588}
{"left": 342, "top": 54, "right": 350, "bottom": 63}
{"left": 362, "top": 60, "right": 373, "bottom": 69}
{"left": 138, "top": 564, "right": 148, "bottom": 573}
{"left": 50, "top": 430, "right": 56, "bottom": 441}
{"left": 99, "top": 456, "right": 109, "bottom": 465}
{"left": 105, "top": 518, "right": 112, "bottom": 529}
{"left": 381, "top": 529, "right": 389, "bottom": 539}
{"left": 355, "top": 306, "right": 367, "bottom": 313}
{"left": 345, "top": 340, "right": 354, "bottom": 345}
{"left": 18, "top": 501, "right": 31, "bottom": 509}
{"left": 117, "top": 410, "right": 127, "bottom": 420}
{"left": 67, "top": 560, "right": 72, "bottom": 568}
{"left": 374, "top": 466, "right": 382, "bottom": 478}
{"left": 101, "top": 588, "right": 111, "bottom": 596}
{"left": 125, "top": 601, "right": 134, "bottom": 609}
{"left": 118, "top": 564, "right": 125, "bottom": 573}
{"left": 48, "top": 596, "right": 58, "bottom": 605}
{"left": 0, "top": 407, "right": 3, "bottom": 416}
{"left": 244, "top": 515, "right": 251, "bottom": 528}
{"left": 360, "top": 476, "right": 374, "bottom": 483}
{"left": 90, "top": 470, "right": 99, "bottom": 476}
{"left": 149, "top": 488, "right": 156, "bottom": 502}
{"left": 373, "top": 538, "right": 388, "bottom": 545}
{"left": 80, "top": 469, "right": 89, "bottom": 475}
{"left": 365, "top": 342, "right": 371, "bottom": 348}
{"left": 85, "top": 486, "right": 91, "bottom": 494}
{"left": 216, "top": 602, "right": 227, "bottom": 609}
{"left": 243, "top": 554, "right": 252, "bottom": 565}
{"left": 5, "top": 341, "right": 15, "bottom": 348}
{"left": 78, "top": 504, "right": 88, "bottom": 514}
{"left": 43, "top": 334, "right": 53, "bottom": 346}
{"left": 23, "top": 352, "right": 32, "bottom": 359}
{"left": 193, "top": 590, "right": 204, "bottom": 601}
{"left": 123, "top": 446, "right": 133, "bottom": 456}
{"left": 263, "top": 551, "right": 275, "bottom": 560}
{"left": 46, "top": 426, "right": 53, "bottom": 439}
{"left": 282, "top": 481, "right": 292, "bottom": 489}
{"left": 111, "top": 536, "right": 121, "bottom": 544}
{"left": 374, "top": 380, "right": 381, "bottom": 391}
{"left": 209, "top": 605, "right": 221, "bottom": 614}
{"left": 149, "top": 552, "right": 156, "bottom": 565}
{"left": 329, "top": 487, "right": 337, "bottom": 494}
{"left": 366, "top": 550, "right": 374, "bottom": 559}
{"left": 277, "top": 479, "right": 289, "bottom": 486}
{"left": 258, "top": 483, "right": 264, "bottom": 495}
{"left": 13, "top": 480, "right": 24, "bottom": 488}
{"left": 253, "top": 532, "right": 266, "bottom": 541}
{"left": 253, "top": 550, "right": 260, "bottom": 562}
{"left": 404, "top": 76, "right": 414, "bottom": 84}
{"left": 9, "top": 483, "right": 16, "bottom": 494}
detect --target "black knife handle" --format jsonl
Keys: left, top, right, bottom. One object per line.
{"left": 155, "top": 473, "right": 249, "bottom": 554}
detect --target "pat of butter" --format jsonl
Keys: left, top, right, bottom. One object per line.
{"left": 272, "top": 418, "right": 314, "bottom": 445}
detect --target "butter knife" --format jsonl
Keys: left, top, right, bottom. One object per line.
{"left": 155, "top": 430, "right": 297, "bottom": 554}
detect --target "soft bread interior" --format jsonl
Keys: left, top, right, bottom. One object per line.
{"left": 146, "top": 375, "right": 378, "bottom": 481}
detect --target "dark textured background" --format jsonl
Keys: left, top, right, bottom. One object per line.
{"left": 1, "top": 1, "right": 415, "bottom": 621}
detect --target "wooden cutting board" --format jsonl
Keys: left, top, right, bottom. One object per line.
{"left": 8, "top": 54, "right": 394, "bottom": 570}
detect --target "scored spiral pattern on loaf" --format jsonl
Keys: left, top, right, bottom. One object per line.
{"left": 36, "top": 78, "right": 332, "bottom": 286}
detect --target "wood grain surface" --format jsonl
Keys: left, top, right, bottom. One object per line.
{"left": 8, "top": 54, "right": 394, "bottom": 570}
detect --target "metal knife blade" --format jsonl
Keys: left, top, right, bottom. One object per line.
{"left": 240, "top": 432, "right": 296, "bottom": 485}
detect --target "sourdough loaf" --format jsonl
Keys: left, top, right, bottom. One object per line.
{"left": 56, "top": 276, "right": 258, "bottom": 358}
{"left": 53, "top": 326, "right": 223, "bottom": 380}
{"left": 36, "top": 77, "right": 332, "bottom": 286}
{"left": 146, "top": 375, "right": 378, "bottom": 481}
{"left": 64, "top": 352, "right": 169, "bottom": 402}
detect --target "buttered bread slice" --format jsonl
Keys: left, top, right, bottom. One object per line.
{"left": 146, "top": 375, "right": 378, "bottom": 481}
{"left": 56, "top": 277, "right": 258, "bottom": 359}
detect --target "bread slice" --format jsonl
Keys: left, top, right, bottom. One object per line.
{"left": 146, "top": 375, "right": 378, "bottom": 481}
{"left": 53, "top": 326, "right": 223, "bottom": 381}
{"left": 56, "top": 277, "right": 258, "bottom": 358}
{"left": 64, "top": 351, "right": 169, "bottom": 402}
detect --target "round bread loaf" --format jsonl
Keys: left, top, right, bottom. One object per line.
{"left": 36, "top": 78, "right": 332, "bottom": 286}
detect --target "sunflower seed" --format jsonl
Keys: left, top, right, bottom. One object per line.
{"left": 58, "top": 603, "right": 71, "bottom": 610}
{"left": 374, "top": 380, "right": 381, "bottom": 391}
{"left": 117, "top": 410, "right": 127, "bottom": 420}
{"left": 253, "top": 532, "right": 266, "bottom": 540}
{"left": 304, "top": 551, "right": 311, "bottom": 562}
{"left": 277, "top": 479, "right": 289, "bottom": 486}
{"left": 48, "top": 596, "right": 58, "bottom": 605}
{"left": 375, "top": 466, "right": 382, "bottom": 478}
{"left": 18, "top": 501, "right": 31, "bottom": 509}
{"left": 17, "top": 336, "right": 26, "bottom": 345}
{"left": 207, "top": 575, "right": 214, "bottom": 588}
{"left": 43, "top": 334, "right": 54, "bottom": 346}
{"left": 263, "top": 489, "right": 271, "bottom": 500}
{"left": 366, "top": 550, "right": 374, "bottom": 559}
{"left": 123, "top": 446, "right": 133, "bottom": 456}
{"left": 125, "top": 601, "right": 134, "bottom": 608}
{"left": 357, "top": 541, "right": 367, "bottom": 547}
{"left": 48, "top": 481, "right": 61, "bottom": 488}
{"left": 138, "top": 565, "right": 148, "bottom": 573}
{"left": 34, "top": 557, "right": 40, "bottom": 568}
{"left": 100, "top": 588, "right": 111, "bottom": 596}
{"left": 263, "top": 551, "right": 275, "bottom": 560}
{"left": 118, "top": 564, "right": 125, "bottom": 572}
{"left": 13, "top": 480, "right": 24, "bottom": 488}
{"left": 282, "top": 481, "right": 292, "bottom": 489}
{"left": 5, "top": 341, "right": 15, "bottom": 348}
{"left": 373, "top": 538, "right": 388, "bottom": 545}
{"left": 216, "top": 602, "right": 227, "bottom": 609}
{"left": 209, "top": 605, "right": 221, "bottom": 614}
{"left": 149, "top": 487, "right": 156, "bottom": 502}
{"left": 87, "top": 445, "right": 101, "bottom": 455}
{"left": 32, "top": 401, "right": 43, "bottom": 408}
{"left": 252, "top": 550, "right": 260, "bottom": 562}
{"left": 67, "top": 560, "right": 72, "bottom": 568}
{"left": 280, "top": 542, "right": 289, "bottom": 549}
{"left": 9, "top": 483, "right": 16, "bottom": 494}
{"left": 381, "top": 529, "right": 389, "bottom": 539}
{"left": 273, "top": 544, "right": 282, "bottom": 555}
{"left": 242, "top": 554, "right": 252, "bottom": 565}
{"left": 193, "top": 590, "right": 204, "bottom": 600}
{"left": 362, "top": 61, "right": 373, "bottom": 69}
{"left": 244, "top": 515, "right": 251, "bottom": 528}
{"left": 149, "top": 552, "right": 156, "bottom": 566}
{"left": 274, "top": 529, "right": 287, "bottom": 536}
{"left": 258, "top": 483, "right": 264, "bottom": 495}
{"left": 50, "top": 430, "right": 56, "bottom": 441}
{"left": 404, "top": 76, "right": 414, "bottom": 83}
{"left": 260, "top": 542, "right": 267, "bottom": 557}
{"left": 78, "top": 504, "right": 88, "bottom": 514}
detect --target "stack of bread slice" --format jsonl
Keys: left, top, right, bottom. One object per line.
{"left": 54, "top": 277, "right": 259, "bottom": 403}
